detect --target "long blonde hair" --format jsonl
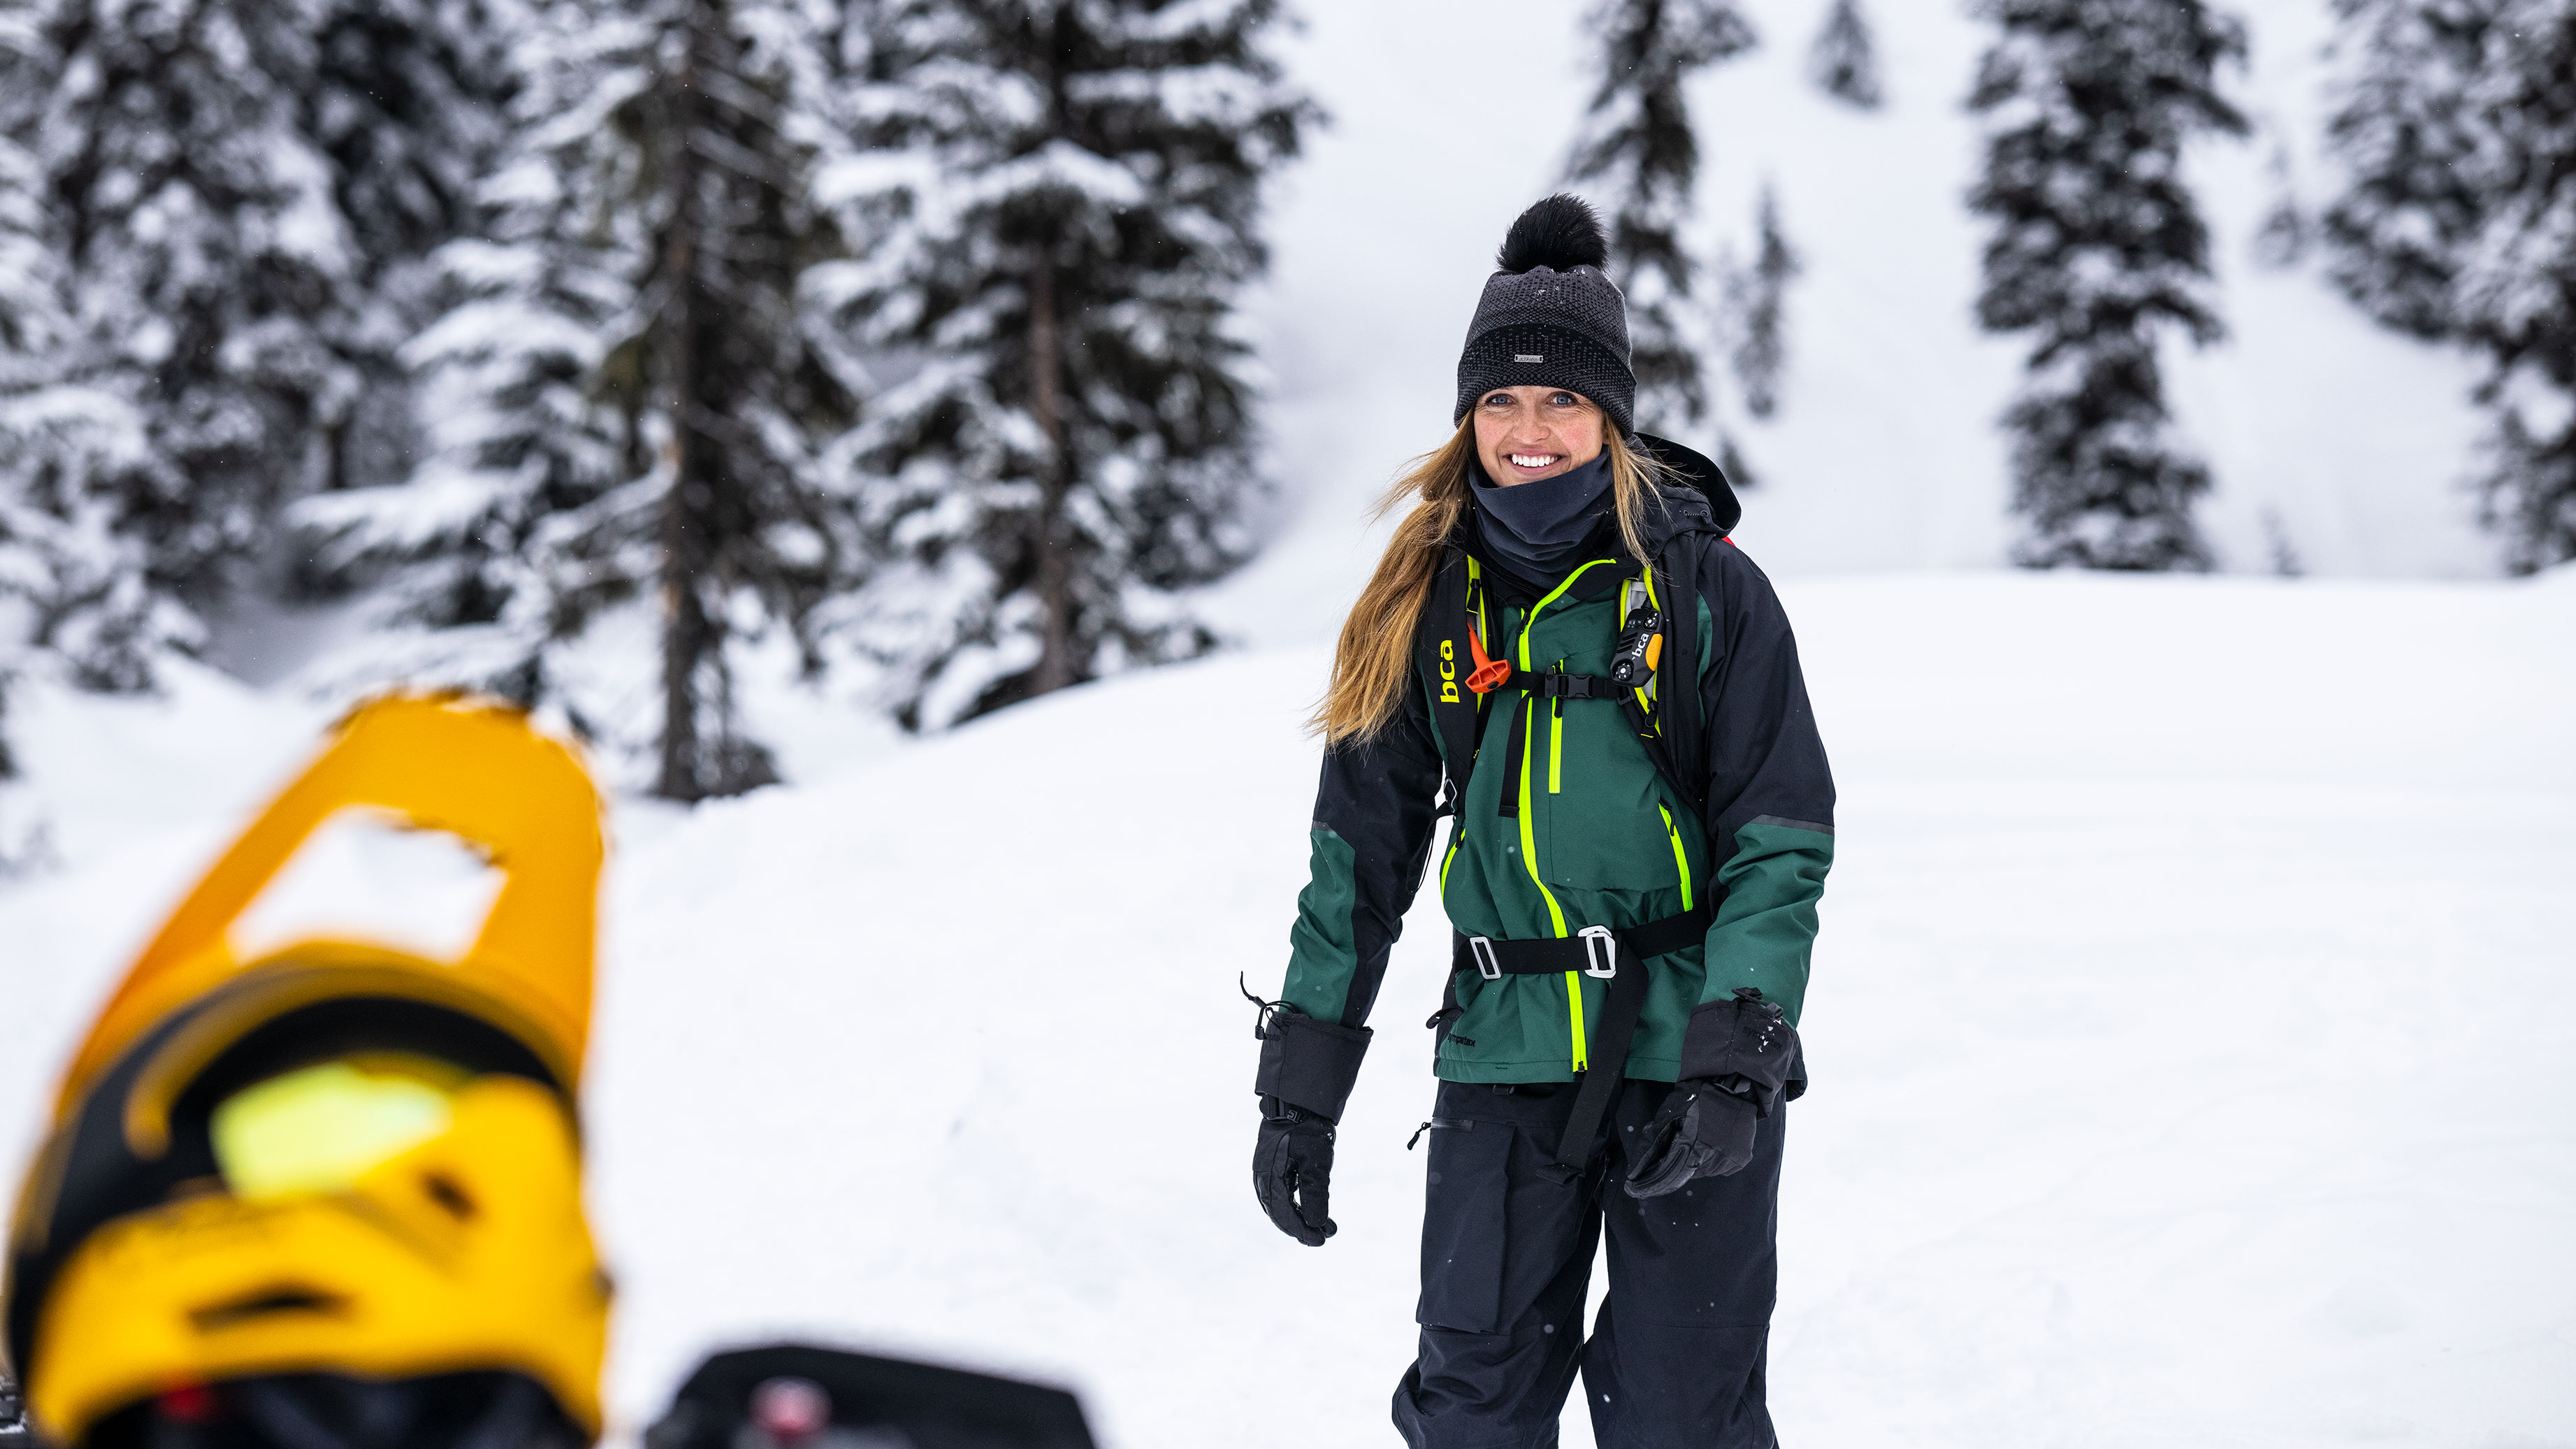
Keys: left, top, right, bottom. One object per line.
{"left": 1313, "top": 422, "right": 1669, "bottom": 743}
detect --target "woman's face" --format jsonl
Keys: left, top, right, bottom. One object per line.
{"left": 1472, "top": 385, "right": 1605, "bottom": 486}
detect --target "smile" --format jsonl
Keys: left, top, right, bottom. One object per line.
{"left": 1507, "top": 453, "right": 1561, "bottom": 470}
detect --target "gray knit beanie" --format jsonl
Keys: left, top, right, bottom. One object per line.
{"left": 1454, "top": 194, "right": 1637, "bottom": 438}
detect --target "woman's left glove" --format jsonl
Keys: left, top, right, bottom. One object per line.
{"left": 1624, "top": 988, "right": 1805, "bottom": 1199}
{"left": 1624, "top": 1080, "right": 1759, "bottom": 1197}
{"left": 1253, "top": 1098, "right": 1338, "bottom": 1246}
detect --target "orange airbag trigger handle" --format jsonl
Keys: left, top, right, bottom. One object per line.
{"left": 1466, "top": 629, "right": 1512, "bottom": 693}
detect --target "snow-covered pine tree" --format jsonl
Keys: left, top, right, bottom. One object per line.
{"left": 301, "top": 0, "right": 521, "bottom": 506}
{"left": 1728, "top": 183, "right": 1801, "bottom": 419}
{"left": 0, "top": 110, "right": 179, "bottom": 700}
{"left": 298, "top": 0, "right": 643, "bottom": 663}
{"left": 2318, "top": 1, "right": 2489, "bottom": 341}
{"left": 1809, "top": 0, "right": 1884, "bottom": 110}
{"left": 825, "top": 0, "right": 1315, "bottom": 728}
{"left": 1968, "top": 0, "right": 2248, "bottom": 571}
{"left": 2, "top": 0, "right": 515, "bottom": 701}
{"left": 2323, "top": 0, "right": 2576, "bottom": 572}
{"left": 11, "top": 0, "right": 363, "bottom": 620}
{"left": 303, "top": 0, "right": 860, "bottom": 798}
{"left": 1563, "top": 0, "right": 1756, "bottom": 442}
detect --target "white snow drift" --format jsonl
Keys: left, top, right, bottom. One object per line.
{"left": 3, "top": 567, "right": 2569, "bottom": 1448}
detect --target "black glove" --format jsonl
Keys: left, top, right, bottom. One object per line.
{"left": 1624, "top": 987, "right": 1805, "bottom": 1200}
{"left": 1252, "top": 1097, "right": 1338, "bottom": 1246}
{"left": 1623, "top": 1078, "right": 1763, "bottom": 1197}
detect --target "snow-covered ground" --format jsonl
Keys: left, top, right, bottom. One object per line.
{"left": 4, "top": 566, "right": 2570, "bottom": 1448}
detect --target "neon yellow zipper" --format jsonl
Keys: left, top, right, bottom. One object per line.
{"left": 1659, "top": 804, "right": 1695, "bottom": 911}
{"left": 1548, "top": 670, "right": 1564, "bottom": 794}
{"left": 1526, "top": 565, "right": 1601, "bottom": 806}
{"left": 1513, "top": 698, "right": 1567, "bottom": 936}
{"left": 1566, "top": 971, "right": 1588, "bottom": 1072}
{"left": 1518, "top": 563, "right": 1608, "bottom": 671}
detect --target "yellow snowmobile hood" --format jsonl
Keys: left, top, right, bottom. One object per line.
{"left": 2, "top": 695, "right": 611, "bottom": 1447}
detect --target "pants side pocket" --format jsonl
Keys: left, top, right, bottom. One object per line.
{"left": 1415, "top": 1119, "right": 1514, "bottom": 1333}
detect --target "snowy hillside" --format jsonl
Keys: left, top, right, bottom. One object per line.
{"left": 1220, "top": 0, "right": 2498, "bottom": 655}
{"left": 3, "top": 567, "right": 2570, "bottom": 1448}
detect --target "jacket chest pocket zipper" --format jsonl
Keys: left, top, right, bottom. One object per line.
{"left": 1548, "top": 661, "right": 1566, "bottom": 794}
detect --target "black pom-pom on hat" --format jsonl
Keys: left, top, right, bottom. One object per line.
{"left": 1496, "top": 193, "right": 1612, "bottom": 274}
{"left": 1456, "top": 195, "right": 1637, "bottom": 435}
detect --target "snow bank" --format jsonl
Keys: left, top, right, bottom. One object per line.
{"left": 3, "top": 570, "right": 2569, "bottom": 1447}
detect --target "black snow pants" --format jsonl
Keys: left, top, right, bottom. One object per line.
{"left": 1391, "top": 1077, "right": 1783, "bottom": 1449}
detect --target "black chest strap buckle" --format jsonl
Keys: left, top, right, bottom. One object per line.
{"left": 1521, "top": 670, "right": 1619, "bottom": 702}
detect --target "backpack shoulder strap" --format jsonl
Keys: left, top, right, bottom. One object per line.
{"left": 1414, "top": 546, "right": 1486, "bottom": 814}
{"left": 1653, "top": 529, "right": 1714, "bottom": 825}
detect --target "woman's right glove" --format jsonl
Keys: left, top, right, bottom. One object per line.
{"left": 1252, "top": 1097, "right": 1338, "bottom": 1246}
{"left": 1247, "top": 1000, "right": 1371, "bottom": 1246}
{"left": 1625, "top": 987, "right": 1804, "bottom": 1199}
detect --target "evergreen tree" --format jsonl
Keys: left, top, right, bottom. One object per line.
{"left": 0, "top": 118, "right": 180, "bottom": 698}
{"left": 1563, "top": 0, "right": 1756, "bottom": 442}
{"left": 1968, "top": 0, "right": 2248, "bottom": 571}
{"left": 1809, "top": 0, "right": 1885, "bottom": 110}
{"left": 0, "top": 0, "right": 514, "bottom": 702}
{"left": 2323, "top": 0, "right": 2576, "bottom": 572}
{"left": 303, "top": 0, "right": 861, "bottom": 798}
{"left": 10, "top": 0, "right": 363, "bottom": 617}
{"left": 1727, "top": 182, "right": 1801, "bottom": 420}
{"left": 301, "top": 0, "right": 521, "bottom": 505}
{"left": 829, "top": 0, "right": 1315, "bottom": 728}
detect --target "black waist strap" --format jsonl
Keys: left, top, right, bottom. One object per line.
{"left": 1449, "top": 902, "right": 1712, "bottom": 980}
{"left": 1444, "top": 897, "right": 1722, "bottom": 1183}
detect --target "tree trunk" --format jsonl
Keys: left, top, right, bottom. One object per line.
{"left": 1028, "top": 253, "right": 1076, "bottom": 695}
{"left": 656, "top": 9, "right": 715, "bottom": 801}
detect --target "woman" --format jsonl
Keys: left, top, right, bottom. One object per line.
{"left": 1250, "top": 195, "right": 1835, "bottom": 1448}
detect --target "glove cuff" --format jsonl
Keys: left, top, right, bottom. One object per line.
{"left": 1679, "top": 988, "right": 1806, "bottom": 1100}
{"left": 1254, "top": 1009, "right": 1372, "bottom": 1122}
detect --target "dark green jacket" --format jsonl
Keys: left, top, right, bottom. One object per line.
{"left": 1264, "top": 487, "right": 1833, "bottom": 1114}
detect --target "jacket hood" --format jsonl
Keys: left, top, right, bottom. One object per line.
{"left": 1635, "top": 480, "right": 1720, "bottom": 553}
{"left": 1636, "top": 433, "right": 1740, "bottom": 535}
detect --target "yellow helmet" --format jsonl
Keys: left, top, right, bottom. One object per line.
{"left": 4, "top": 696, "right": 610, "bottom": 1449}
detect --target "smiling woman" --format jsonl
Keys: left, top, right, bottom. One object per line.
{"left": 1250, "top": 194, "right": 1836, "bottom": 1448}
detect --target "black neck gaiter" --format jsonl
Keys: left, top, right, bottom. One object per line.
{"left": 1470, "top": 452, "right": 1614, "bottom": 586}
